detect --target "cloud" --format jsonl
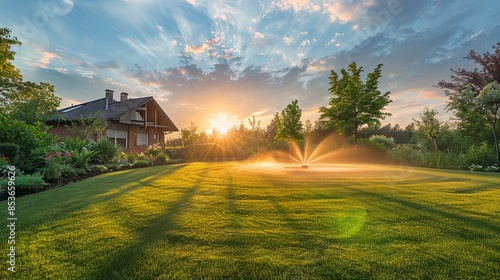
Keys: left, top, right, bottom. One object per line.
{"left": 94, "top": 60, "right": 121, "bottom": 70}
{"left": 272, "top": 0, "right": 321, "bottom": 13}
{"left": 31, "top": 50, "right": 61, "bottom": 69}
{"left": 119, "top": 24, "right": 181, "bottom": 66}
{"left": 254, "top": 32, "right": 265, "bottom": 39}
{"left": 4, "top": 0, "right": 500, "bottom": 132}
{"left": 283, "top": 36, "right": 294, "bottom": 45}
{"left": 119, "top": 61, "right": 326, "bottom": 129}
{"left": 183, "top": 38, "right": 218, "bottom": 57}
{"left": 253, "top": 32, "right": 267, "bottom": 45}
{"left": 272, "top": 0, "right": 378, "bottom": 24}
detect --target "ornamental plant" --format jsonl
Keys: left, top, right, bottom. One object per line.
{"left": 42, "top": 150, "right": 76, "bottom": 181}
{"left": 0, "top": 155, "right": 11, "bottom": 178}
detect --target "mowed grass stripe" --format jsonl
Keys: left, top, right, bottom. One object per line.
{"left": 1, "top": 162, "right": 499, "bottom": 279}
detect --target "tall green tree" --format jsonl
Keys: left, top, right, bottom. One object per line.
{"left": 0, "top": 27, "right": 22, "bottom": 103}
{"left": 412, "top": 107, "right": 441, "bottom": 152}
{"left": 265, "top": 113, "right": 279, "bottom": 142}
{"left": 304, "top": 119, "right": 313, "bottom": 135}
{"left": 0, "top": 27, "right": 60, "bottom": 123}
{"left": 319, "top": 62, "right": 391, "bottom": 144}
{"left": 6, "top": 81, "right": 61, "bottom": 123}
{"left": 437, "top": 43, "right": 500, "bottom": 164}
{"left": 275, "top": 100, "right": 304, "bottom": 142}
{"left": 476, "top": 82, "right": 500, "bottom": 164}
{"left": 181, "top": 121, "right": 200, "bottom": 147}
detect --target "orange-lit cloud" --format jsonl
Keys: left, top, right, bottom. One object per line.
{"left": 274, "top": 0, "right": 320, "bottom": 13}
{"left": 183, "top": 39, "right": 218, "bottom": 57}
{"left": 32, "top": 51, "right": 61, "bottom": 69}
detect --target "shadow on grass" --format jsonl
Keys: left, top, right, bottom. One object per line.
{"left": 18, "top": 164, "right": 189, "bottom": 231}
{"left": 225, "top": 175, "right": 242, "bottom": 230}
{"left": 452, "top": 183, "right": 500, "bottom": 194}
{"left": 88, "top": 180, "right": 200, "bottom": 279}
{"left": 346, "top": 187, "right": 500, "bottom": 250}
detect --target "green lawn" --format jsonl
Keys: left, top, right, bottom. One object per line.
{"left": 1, "top": 162, "right": 500, "bottom": 279}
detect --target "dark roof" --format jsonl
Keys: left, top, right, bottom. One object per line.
{"left": 55, "top": 97, "right": 152, "bottom": 120}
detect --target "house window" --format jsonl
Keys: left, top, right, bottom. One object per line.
{"left": 137, "top": 132, "right": 148, "bottom": 146}
{"left": 106, "top": 129, "right": 127, "bottom": 148}
{"left": 153, "top": 134, "right": 160, "bottom": 145}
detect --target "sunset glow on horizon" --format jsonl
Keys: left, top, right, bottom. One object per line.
{"left": 208, "top": 113, "right": 240, "bottom": 134}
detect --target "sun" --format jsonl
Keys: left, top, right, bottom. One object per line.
{"left": 208, "top": 113, "right": 238, "bottom": 134}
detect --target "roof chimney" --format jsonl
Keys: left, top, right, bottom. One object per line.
{"left": 105, "top": 89, "right": 114, "bottom": 110}
{"left": 120, "top": 92, "right": 129, "bottom": 101}
{"left": 105, "top": 89, "right": 114, "bottom": 99}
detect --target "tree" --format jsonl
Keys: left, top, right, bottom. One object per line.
{"left": 437, "top": 42, "right": 500, "bottom": 94}
{"left": 274, "top": 100, "right": 304, "bottom": 142}
{"left": 413, "top": 107, "right": 441, "bottom": 152}
{"left": 304, "top": 119, "right": 313, "bottom": 135}
{"left": 265, "top": 113, "right": 279, "bottom": 142}
{"left": 6, "top": 81, "right": 61, "bottom": 123}
{"left": 476, "top": 82, "right": 500, "bottom": 164}
{"left": 319, "top": 62, "right": 391, "bottom": 144}
{"left": 0, "top": 27, "right": 60, "bottom": 123}
{"left": 437, "top": 43, "right": 500, "bottom": 164}
{"left": 0, "top": 27, "right": 22, "bottom": 99}
{"left": 247, "top": 115, "right": 261, "bottom": 132}
{"left": 181, "top": 121, "right": 199, "bottom": 147}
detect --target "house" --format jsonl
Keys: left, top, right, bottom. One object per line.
{"left": 48, "top": 89, "right": 179, "bottom": 151}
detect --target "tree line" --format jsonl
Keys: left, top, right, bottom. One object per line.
{"left": 1, "top": 26, "right": 499, "bottom": 170}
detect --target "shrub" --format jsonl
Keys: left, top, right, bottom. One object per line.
{"left": 145, "top": 147, "right": 161, "bottom": 157}
{"left": 468, "top": 164, "right": 483, "bottom": 171}
{"left": 462, "top": 142, "right": 496, "bottom": 167}
{"left": 92, "top": 165, "right": 109, "bottom": 173}
{"left": 69, "top": 149, "right": 100, "bottom": 170}
{"left": 58, "top": 137, "right": 88, "bottom": 152}
{"left": 104, "top": 163, "right": 122, "bottom": 171}
{"left": 0, "top": 159, "right": 12, "bottom": 179}
{"left": 369, "top": 135, "right": 395, "bottom": 149}
{"left": 91, "top": 138, "right": 120, "bottom": 164}
{"left": 432, "top": 152, "right": 462, "bottom": 169}
{"left": 75, "top": 168, "right": 87, "bottom": 175}
{"left": 0, "top": 114, "right": 56, "bottom": 170}
{"left": 133, "top": 160, "right": 149, "bottom": 168}
{"left": 356, "top": 139, "right": 387, "bottom": 163}
{"left": 0, "top": 143, "right": 20, "bottom": 161}
{"left": 484, "top": 165, "right": 499, "bottom": 172}
{"left": 153, "top": 153, "right": 169, "bottom": 165}
{"left": 25, "top": 146, "right": 49, "bottom": 172}
{"left": 165, "top": 146, "right": 186, "bottom": 159}
{"left": 124, "top": 151, "right": 138, "bottom": 164}
{"left": 0, "top": 173, "right": 48, "bottom": 192}
{"left": 55, "top": 137, "right": 100, "bottom": 170}
{"left": 58, "top": 163, "right": 77, "bottom": 178}
{"left": 117, "top": 152, "right": 128, "bottom": 164}
{"left": 41, "top": 160, "right": 61, "bottom": 180}
{"left": 388, "top": 145, "right": 425, "bottom": 166}
{"left": 42, "top": 159, "right": 76, "bottom": 181}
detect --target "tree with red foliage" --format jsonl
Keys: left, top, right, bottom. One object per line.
{"left": 437, "top": 43, "right": 500, "bottom": 165}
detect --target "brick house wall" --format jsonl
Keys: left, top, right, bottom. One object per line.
{"left": 49, "top": 122, "right": 166, "bottom": 152}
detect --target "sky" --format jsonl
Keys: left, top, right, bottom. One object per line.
{"left": 1, "top": 0, "right": 500, "bottom": 134}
